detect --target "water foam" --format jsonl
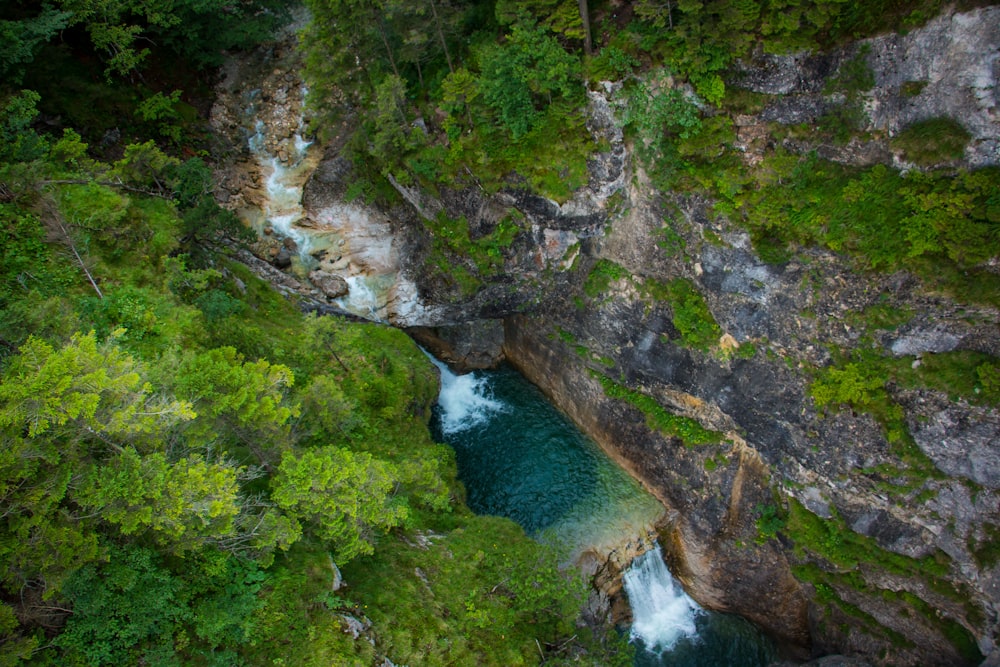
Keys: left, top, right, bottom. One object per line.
{"left": 624, "top": 544, "right": 701, "bottom": 653}
{"left": 426, "top": 356, "right": 505, "bottom": 434}
{"left": 335, "top": 275, "right": 381, "bottom": 320}
{"left": 249, "top": 124, "right": 316, "bottom": 260}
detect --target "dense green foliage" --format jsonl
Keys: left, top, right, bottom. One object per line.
{"left": 302, "top": 0, "right": 593, "bottom": 202}
{"left": 4, "top": 0, "right": 1000, "bottom": 662}
{"left": 0, "top": 88, "right": 595, "bottom": 667}
{"left": 1, "top": 0, "right": 291, "bottom": 81}
{"left": 583, "top": 258, "right": 631, "bottom": 298}
{"left": 721, "top": 157, "right": 1000, "bottom": 302}
{"left": 423, "top": 211, "right": 525, "bottom": 298}
{"left": 593, "top": 373, "right": 722, "bottom": 446}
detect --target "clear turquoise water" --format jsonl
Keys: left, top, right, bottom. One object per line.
{"left": 429, "top": 362, "right": 776, "bottom": 666}
{"left": 632, "top": 611, "right": 777, "bottom": 667}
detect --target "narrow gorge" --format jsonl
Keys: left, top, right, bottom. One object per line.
{"left": 211, "top": 5, "right": 1000, "bottom": 665}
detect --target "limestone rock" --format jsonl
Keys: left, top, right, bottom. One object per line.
{"left": 273, "top": 247, "right": 292, "bottom": 269}
{"left": 408, "top": 320, "right": 506, "bottom": 371}
{"left": 733, "top": 6, "right": 1000, "bottom": 169}
{"left": 866, "top": 6, "right": 1000, "bottom": 167}
{"left": 908, "top": 392, "right": 1000, "bottom": 488}
{"left": 339, "top": 614, "right": 369, "bottom": 639}
{"left": 309, "top": 270, "right": 349, "bottom": 299}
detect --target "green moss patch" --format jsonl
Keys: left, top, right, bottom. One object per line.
{"left": 592, "top": 373, "right": 722, "bottom": 446}
{"left": 891, "top": 118, "right": 971, "bottom": 166}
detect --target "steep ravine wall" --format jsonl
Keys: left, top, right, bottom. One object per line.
{"left": 499, "top": 182, "right": 1000, "bottom": 663}
{"left": 215, "top": 6, "right": 1000, "bottom": 665}
{"left": 501, "top": 313, "right": 812, "bottom": 653}
{"left": 437, "top": 8, "right": 1000, "bottom": 663}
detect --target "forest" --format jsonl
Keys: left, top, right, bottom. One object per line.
{"left": 1, "top": 0, "right": 998, "bottom": 664}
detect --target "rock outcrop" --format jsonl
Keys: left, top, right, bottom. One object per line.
{"left": 499, "top": 176, "right": 1000, "bottom": 662}
{"left": 502, "top": 312, "right": 813, "bottom": 652}
{"left": 213, "top": 6, "right": 1000, "bottom": 665}
{"left": 732, "top": 5, "right": 1000, "bottom": 169}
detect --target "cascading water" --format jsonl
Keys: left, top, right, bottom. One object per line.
{"left": 428, "top": 358, "right": 778, "bottom": 665}
{"left": 246, "top": 119, "right": 323, "bottom": 272}
{"left": 430, "top": 355, "right": 506, "bottom": 433}
{"left": 236, "top": 95, "right": 425, "bottom": 324}
{"left": 428, "top": 357, "right": 664, "bottom": 554}
{"left": 623, "top": 544, "right": 701, "bottom": 651}
{"left": 335, "top": 275, "right": 388, "bottom": 322}
{"left": 624, "top": 544, "right": 778, "bottom": 666}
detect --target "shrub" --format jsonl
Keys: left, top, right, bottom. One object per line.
{"left": 583, "top": 259, "right": 630, "bottom": 298}
{"left": 645, "top": 278, "right": 722, "bottom": 350}
{"left": 891, "top": 118, "right": 971, "bottom": 166}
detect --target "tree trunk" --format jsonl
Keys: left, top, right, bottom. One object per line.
{"left": 428, "top": 0, "right": 455, "bottom": 74}
{"left": 578, "top": 0, "right": 592, "bottom": 55}
{"left": 375, "top": 13, "right": 401, "bottom": 78}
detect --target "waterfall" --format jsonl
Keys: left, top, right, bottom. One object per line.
{"left": 426, "top": 355, "right": 506, "bottom": 435}
{"left": 335, "top": 275, "right": 381, "bottom": 320}
{"left": 421, "top": 356, "right": 777, "bottom": 665}
{"left": 247, "top": 119, "right": 318, "bottom": 264}
{"left": 624, "top": 544, "right": 701, "bottom": 653}
{"left": 261, "top": 160, "right": 313, "bottom": 262}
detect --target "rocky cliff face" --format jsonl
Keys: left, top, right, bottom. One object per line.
{"left": 416, "top": 8, "right": 1000, "bottom": 663}
{"left": 501, "top": 180, "right": 1000, "bottom": 663}
{"left": 731, "top": 5, "right": 1000, "bottom": 168}
{"left": 216, "top": 6, "right": 1000, "bottom": 665}
{"left": 495, "top": 11, "right": 999, "bottom": 661}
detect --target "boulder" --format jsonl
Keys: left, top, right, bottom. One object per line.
{"left": 309, "top": 270, "right": 349, "bottom": 299}
{"left": 274, "top": 247, "right": 292, "bottom": 268}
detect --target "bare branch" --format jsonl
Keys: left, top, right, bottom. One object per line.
{"left": 39, "top": 197, "right": 103, "bottom": 299}
{"left": 39, "top": 178, "right": 174, "bottom": 200}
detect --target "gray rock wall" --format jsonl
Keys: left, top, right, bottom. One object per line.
{"left": 217, "top": 6, "right": 1000, "bottom": 664}
{"left": 734, "top": 6, "right": 1000, "bottom": 168}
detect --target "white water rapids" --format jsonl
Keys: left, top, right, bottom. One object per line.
{"left": 425, "top": 354, "right": 506, "bottom": 435}
{"left": 250, "top": 121, "right": 316, "bottom": 262}
{"left": 623, "top": 544, "right": 702, "bottom": 653}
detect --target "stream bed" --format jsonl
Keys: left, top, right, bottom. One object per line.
{"left": 429, "top": 359, "right": 776, "bottom": 666}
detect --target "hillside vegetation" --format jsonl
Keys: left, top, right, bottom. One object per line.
{"left": 1, "top": 0, "right": 998, "bottom": 664}
{"left": 0, "top": 3, "right": 612, "bottom": 664}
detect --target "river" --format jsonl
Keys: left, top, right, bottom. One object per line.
{"left": 428, "top": 358, "right": 777, "bottom": 666}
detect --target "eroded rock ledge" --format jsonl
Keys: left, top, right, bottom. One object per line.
{"left": 214, "top": 6, "right": 1000, "bottom": 665}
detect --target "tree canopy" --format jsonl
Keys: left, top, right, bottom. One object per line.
{"left": 1, "top": 0, "right": 995, "bottom": 663}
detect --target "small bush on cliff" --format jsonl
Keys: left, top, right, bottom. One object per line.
{"left": 810, "top": 361, "right": 888, "bottom": 410}
{"left": 754, "top": 503, "right": 786, "bottom": 544}
{"left": 593, "top": 373, "right": 722, "bottom": 446}
{"left": 644, "top": 278, "right": 722, "bottom": 351}
{"left": 978, "top": 362, "right": 1000, "bottom": 403}
{"left": 583, "top": 259, "right": 631, "bottom": 298}
{"left": 665, "top": 279, "right": 722, "bottom": 351}
{"left": 891, "top": 117, "right": 971, "bottom": 166}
